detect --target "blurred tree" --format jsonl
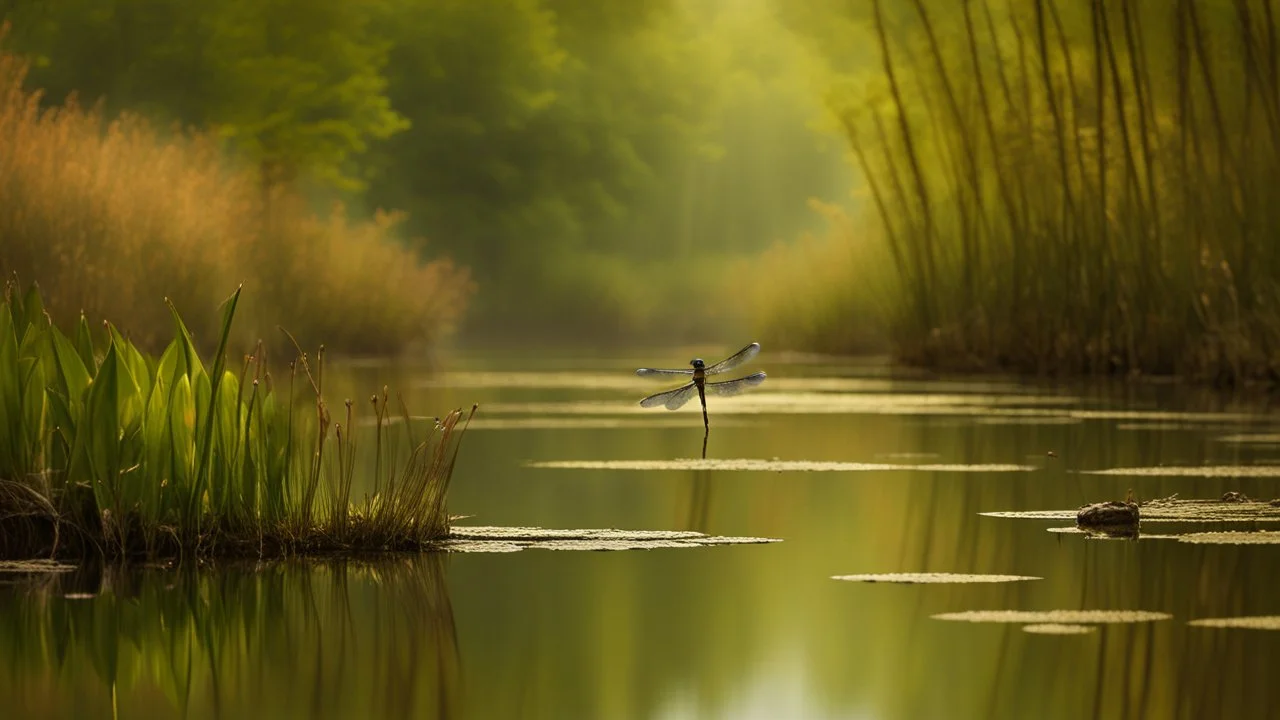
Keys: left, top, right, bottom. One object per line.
{"left": 1, "top": 0, "right": 405, "bottom": 190}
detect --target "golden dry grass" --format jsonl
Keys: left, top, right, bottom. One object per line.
{"left": 0, "top": 48, "right": 472, "bottom": 355}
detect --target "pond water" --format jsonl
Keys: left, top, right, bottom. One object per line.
{"left": 5, "top": 351, "right": 1280, "bottom": 719}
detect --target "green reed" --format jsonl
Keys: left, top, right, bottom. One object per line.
{"left": 833, "top": 0, "right": 1280, "bottom": 382}
{"left": 0, "top": 281, "right": 474, "bottom": 559}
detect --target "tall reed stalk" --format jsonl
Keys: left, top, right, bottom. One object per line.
{"left": 835, "top": 0, "right": 1280, "bottom": 383}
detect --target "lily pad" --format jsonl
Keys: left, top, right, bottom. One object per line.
{"left": 1216, "top": 434, "right": 1280, "bottom": 445}
{"left": 831, "top": 573, "right": 1041, "bottom": 584}
{"left": 1083, "top": 465, "right": 1280, "bottom": 478}
{"left": 1188, "top": 616, "right": 1280, "bottom": 630}
{"left": 1022, "top": 624, "right": 1098, "bottom": 635}
{"left": 529, "top": 459, "right": 1036, "bottom": 473}
{"left": 438, "top": 526, "right": 781, "bottom": 553}
{"left": 1177, "top": 531, "right": 1280, "bottom": 545}
{"left": 467, "top": 417, "right": 754, "bottom": 430}
{"left": 933, "top": 610, "right": 1172, "bottom": 624}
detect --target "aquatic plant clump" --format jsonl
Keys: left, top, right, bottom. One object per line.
{"left": 0, "top": 282, "right": 473, "bottom": 560}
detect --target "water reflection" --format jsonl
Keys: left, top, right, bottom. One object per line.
{"left": 0, "top": 557, "right": 460, "bottom": 719}
{"left": 6, "top": 357, "right": 1280, "bottom": 719}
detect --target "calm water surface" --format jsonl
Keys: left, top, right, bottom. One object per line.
{"left": 5, "top": 351, "right": 1280, "bottom": 719}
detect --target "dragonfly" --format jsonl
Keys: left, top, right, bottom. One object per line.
{"left": 636, "top": 342, "right": 767, "bottom": 431}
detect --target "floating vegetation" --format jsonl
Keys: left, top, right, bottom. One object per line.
{"left": 1022, "top": 624, "right": 1097, "bottom": 635}
{"left": 1188, "top": 616, "right": 1280, "bottom": 630}
{"left": 465, "top": 417, "right": 755, "bottom": 431}
{"left": 438, "top": 526, "right": 781, "bottom": 553}
{"left": 933, "top": 610, "right": 1172, "bottom": 625}
{"left": 985, "top": 498, "right": 1280, "bottom": 525}
{"left": 1046, "top": 527, "right": 1180, "bottom": 541}
{"left": 529, "top": 459, "right": 1036, "bottom": 473}
{"left": 973, "top": 416, "right": 1082, "bottom": 426}
{"left": 417, "top": 372, "right": 642, "bottom": 391}
{"left": 0, "top": 283, "right": 474, "bottom": 560}
{"left": 1177, "top": 532, "right": 1280, "bottom": 545}
{"left": 830, "top": 573, "right": 1040, "bottom": 584}
{"left": 1216, "top": 434, "right": 1280, "bottom": 444}
{"left": 0, "top": 559, "right": 75, "bottom": 573}
{"left": 424, "top": 372, "right": 1058, "bottom": 397}
{"left": 482, "top": 399, "right": 1268, "bottom": 429}
{"left": 1083, "top": 466, "right": 1280, "bottom": 478}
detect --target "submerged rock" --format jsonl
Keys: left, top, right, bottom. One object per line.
{"left": 1076, "top": 500, "right": 1140, "bottom": 534}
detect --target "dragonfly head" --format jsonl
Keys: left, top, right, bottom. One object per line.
{"left": 690, "top": 358, "right": 705, "bottom": 370}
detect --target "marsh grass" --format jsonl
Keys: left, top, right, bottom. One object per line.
{"left": 0, "top": 40, "right": 472, "bottom": 355}
{"left": 830, "top": 1, "right": 1280, "bottom": 383}
{"left": 0, "top": 282, "right": 474, "bottom": 560}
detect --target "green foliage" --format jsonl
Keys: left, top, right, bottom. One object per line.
{"left": 0, "top": 282, "right": 475, "bottom": 559}
{"left": 3, "top": 0, "right": 406, "bottom": 189}
{"left": 2, "top": 0, "right": 854, "bottom": 340}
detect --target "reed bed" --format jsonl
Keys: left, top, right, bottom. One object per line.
{"left": 833, "top": 0, "right": 1280, "bottom": 383}
{"left": 0, "top": 282, "right": 474, "bottom": 560}
{"left": 0, "top": 43, "right": 472, "bottom": 355}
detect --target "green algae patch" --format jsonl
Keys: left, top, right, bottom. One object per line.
{"left": 1022, "top": 624, "right": 1098, "bottom": 635}
{"left": 529, "top": 459, "right": 1036, "bottom": 473}
{"left": 831, "top": 573, "right": 1041, "bottom": 584}
{"left": 933, "top": 610, "right": 1172, "bottom": 624}
{"left": 1177, "top": 531, "right": 1280, "bottom": 545}
{"left": 1188, "top": 616, "right": 1280, "bottom": 630}
{"left": 438, "top": 526, "right": 781, "bottom": 552}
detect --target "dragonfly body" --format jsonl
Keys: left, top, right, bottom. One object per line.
{"left": 636, "top": 343, "right": 766, "bottom": 431}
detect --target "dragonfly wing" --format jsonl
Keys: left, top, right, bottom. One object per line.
{"left": 704, "top": 342, "right": 761, "bottom": 375}
{"left": 636, "top": 367, "right": 693, "bottom": 378}
{"left": 706, "top": 371, "right": 766, "bottom": 397}
{"left": 639, "top": 382, "right": 698, "bottom": 410}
